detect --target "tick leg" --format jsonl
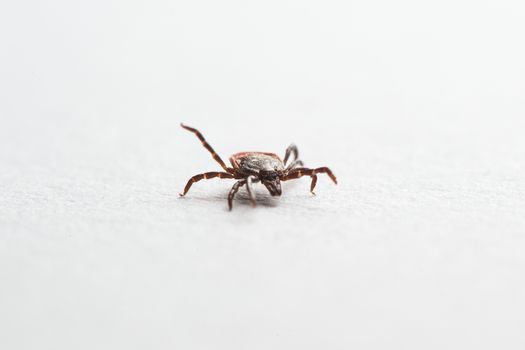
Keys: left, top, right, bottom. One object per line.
{"left": 283, "top": 144, "right": 299, "bottom": 166}
{"left": 181, "top": 123, "right": 234, "bottom": 173}
{"left": 310, "top": 175, "right": 318, "bottom": 195}
{"left": 228, "top": 180, "right": 246, "bottom": 211}
{"left": 245, "top": 176, "right": 258, "bottom": 207}
{"left": 285, "top": 159, "right": 304, "bottom": 171}
{"left": 180, "top": 172, "right": 234, "bottom": 196}
{"left": 282, "top": 167, "right": 337, "bottom": 194}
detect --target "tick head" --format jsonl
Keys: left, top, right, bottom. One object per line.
{"left": 259, "top": 170, "right": 282, "bottom": 196}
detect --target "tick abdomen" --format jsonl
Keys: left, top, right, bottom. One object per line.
{"left": 230, "top": 152, "right": 285, "bottom": 174}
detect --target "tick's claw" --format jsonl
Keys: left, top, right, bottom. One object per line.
{"left": 179, "top": 193, "right": 185, "bottom": 197}
{"left": 311, "top": 191, "right": 317, "bottom": 196}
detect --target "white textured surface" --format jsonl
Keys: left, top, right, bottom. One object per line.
{"left": 1, "top": 1, "right": 525, "bottom": 349}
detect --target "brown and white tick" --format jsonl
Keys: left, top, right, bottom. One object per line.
{"left": 179, "top": 123, "right": 337, "bottom": 210}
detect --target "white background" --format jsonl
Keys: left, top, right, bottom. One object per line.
{"left": 1, "top": 0, "right": 525, "bottom": 349}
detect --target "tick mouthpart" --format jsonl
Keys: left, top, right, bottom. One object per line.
{"left": 263, "top": 180, "right": 282, "bottom": 196}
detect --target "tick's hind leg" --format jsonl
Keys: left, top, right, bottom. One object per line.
{"left": 228, "top": 180, "right": 246, "bottom": 211}
{"left": 283, "top": 144, "right": 299, "bottom": 166}
{"left": 282, "top": 167, "right": 337, "bottom": 194}
{"left": 180, "top": 172, "right": 234, "bottom": 196}
{"left": 181, "top": 123, "right": 233, "bottom": 173}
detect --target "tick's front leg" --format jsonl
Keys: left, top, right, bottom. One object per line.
{"left": 283, "top": 144, "right": 299, "bottom": 166}
{"left": 285, "top": 159, "right": 304, "bottom": 171}
{"left": 245, "top": 176, "right": 258, "bottom": 207}
{"left": 228, "top": 180, "right": 246, "bottom": 211}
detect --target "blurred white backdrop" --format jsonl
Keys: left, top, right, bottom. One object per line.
{"left": 1, "top": 1, "right": 524, "bottom": 349}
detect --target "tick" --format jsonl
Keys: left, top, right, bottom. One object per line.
{"left": 179, "top": 123, "right": 337, "bottom": 210}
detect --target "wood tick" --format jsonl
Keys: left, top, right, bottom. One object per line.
{"left": 179, "top": 123, "right": 337, "bottom": 210}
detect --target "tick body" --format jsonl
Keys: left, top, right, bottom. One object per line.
{"left": 179, "top": 123, "right": 337, "bottom": 210}
{"left": 230, "top": 152, "right": 285, "bottom": 173}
